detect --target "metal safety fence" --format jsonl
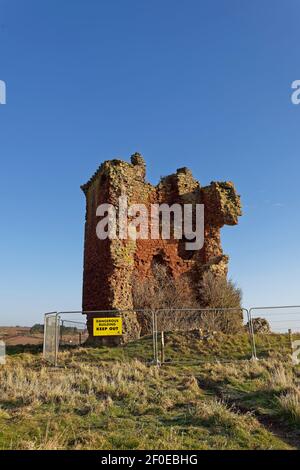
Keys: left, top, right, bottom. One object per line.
{"left": 43, "top": 311, "right": 97, "bottom": 366}
{"left": 249, "top": 305, "right": 300, "bottom": 360}
{"left": 42, "top": 305, "right": 300, "bottom": 367}
{"left": 43, "top": 308, "right": 255, "bottom": 366}
{"left": 153, "top": 307, "right": 253, "bottom": 365}
{"left": 59, "top": 319, "right": 88, "bottom": 346}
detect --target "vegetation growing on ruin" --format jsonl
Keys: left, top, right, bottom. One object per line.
{"left": 132, "top": 264, "right": 243, "bottom": 334}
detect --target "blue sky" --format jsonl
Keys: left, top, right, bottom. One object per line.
{"left": 0, "top": 0, "right": 300, "bottom": 326}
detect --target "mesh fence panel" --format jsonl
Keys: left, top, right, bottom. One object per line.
{"left": 155, "top": 308, "right": 246, "bottom": 333}
{"left": 43, "top": 308, "right": 254, "bottom": 366}
{"left": 249, "top": 306, "right": 300, "bottom": 359}
{"left": 154, "top": 308, "right": 252, "bottom": 363}
{"left": 59, "top": 319, "right": 88, "bottom": 346}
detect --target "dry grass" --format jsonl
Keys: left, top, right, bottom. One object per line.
{"left": 0, "top": 358, "right": 155, "bottom": 409}
{"left": 193, "top": 398, "right": 254, "bottom": 433}
{"left": 0, "top": 340, "right": 299, "bottom": 450}
{"left": 266, "top": 363, "right": 294, "bottom": 391}
{"left": 277, "top": 389, "right": 300, "bottom": 424}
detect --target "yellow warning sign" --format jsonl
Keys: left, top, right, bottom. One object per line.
{"left": 93, "top": 317, "right": 122, "bottom": 336}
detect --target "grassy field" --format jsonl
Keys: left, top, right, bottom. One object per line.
{"left": 0, "top": 332, "right": 300, "bottom": 450}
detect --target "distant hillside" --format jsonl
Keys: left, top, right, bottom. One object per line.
{"left": 0, "top": 326, "right": 43, "bottom": 346}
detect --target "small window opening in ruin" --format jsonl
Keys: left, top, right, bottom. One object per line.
{"left": 151, "top": 252, "right": 171, "bottom": 276}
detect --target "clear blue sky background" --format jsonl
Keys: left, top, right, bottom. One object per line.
{"left": 1, "top": 0, "right": 300, "bottom": 326}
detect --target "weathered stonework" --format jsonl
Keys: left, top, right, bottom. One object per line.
{"left": 81, "top": 153, "right": 242, "bottom": 344}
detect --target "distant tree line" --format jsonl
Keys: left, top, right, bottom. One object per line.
{"left": 30, "top": 324, "right": 80, "bottom": 334}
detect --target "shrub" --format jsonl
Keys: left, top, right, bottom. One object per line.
{"left": 198, "top": 272, "right": 243, "bottom": 333}
{"left": 132, "top": 264, "right": 198, "bottom": 335}
{"left": 132, "top": 265, "right": 243, "bottom": 334}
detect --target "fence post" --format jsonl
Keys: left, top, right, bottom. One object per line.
{"left": 288, "top": 329, "right": 293, "bottom": 355}
{"left": 43, "top": 313, "right": 47, "bottom": 360}
{"left": 54, "top": 313, "right": 60, "bottom": 367}
{"left": 151, "top": 311, "right": 160, "bottom": 365}
{"left": 61, "top": 320, "right": 64, "bottom": 343}
{"left": 248, "top": 309, "right": 258, "bottom": 360}
{"left": 161, "top": 331, "right": 165, "bottom": 364}
{"left": 152, "top": 310, "right": 156, "bottom": 364}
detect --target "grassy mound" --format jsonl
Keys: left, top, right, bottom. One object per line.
{"left": 1, "top": 332, "right": 300, "bottom": 450}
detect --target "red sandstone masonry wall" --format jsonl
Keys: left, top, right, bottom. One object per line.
{"left": 81, "top": 154, "right": 242, "bottom": 344}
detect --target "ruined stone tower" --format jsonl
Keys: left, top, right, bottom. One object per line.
{"left": 81, "top": 153, "right": 242, "bottom": 344}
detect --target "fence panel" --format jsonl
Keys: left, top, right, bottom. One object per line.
{"left": 81, "top": 309, "right": 155, "bottom": 363}
{"left": 249, "top": 305, "right": 300, "bottom": 360}
{"left": 59, "top": 319, "right": 88, "bottom": 346}
{"left": 154, "top": 308, "right": 252, "bottom": 364}
{"left": 120, "top": 309, "right": 155, "bottom": 363}
{"left": 43, "top": 310, "right": 156, "bottom": 366}
{"left": 43, "top": 308, "right": 255, "bottom": 367}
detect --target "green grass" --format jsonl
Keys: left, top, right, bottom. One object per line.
{"left": 1, "top": 332, "right": 300, "bottom": 450}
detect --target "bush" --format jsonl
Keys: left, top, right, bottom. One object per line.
{"left": 132, "top": 266, "right": 243, "bottom": 335}
{"left": 198, "top": 272, "right": 243, "bottom": 333}
{"left": 132, "top": 264, "right": 198, "bottom": 335}
{"left": 199, "top": 272, "right": 242, "bottom": 309}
